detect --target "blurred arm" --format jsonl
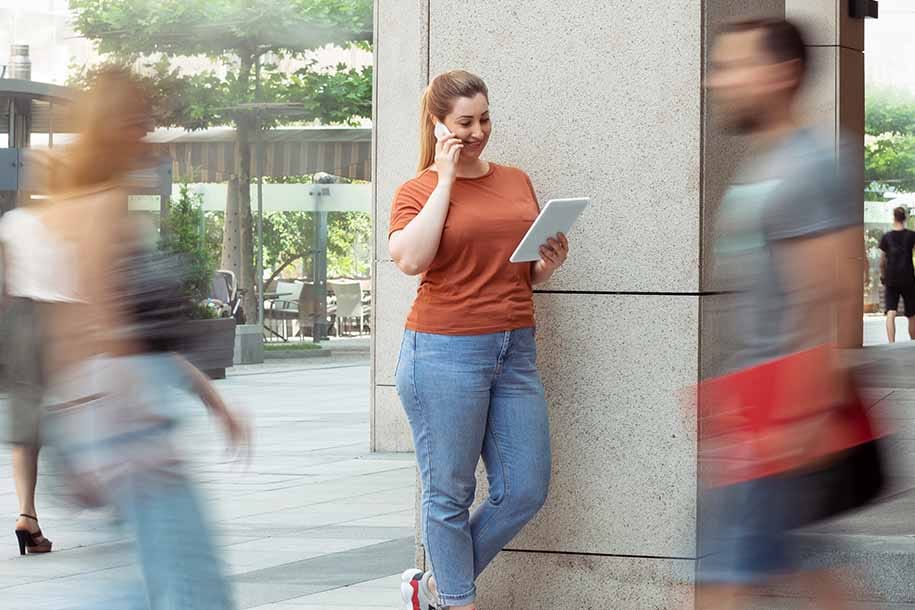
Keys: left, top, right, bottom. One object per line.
{"left": 779, "top": 226, "right": 860, "bottom": 332}
{"left": 176, "top": 355, "right": 249, "bottom": 447}
{"left": 177, "top": 355, "right": 227, "bottom": 415}
{"left": 776, "top": 226, "right": 860, "bottom": 415}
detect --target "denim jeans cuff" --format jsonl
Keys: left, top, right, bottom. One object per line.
{"left": 438, "top": 585, "right": 476, "bottom": 606}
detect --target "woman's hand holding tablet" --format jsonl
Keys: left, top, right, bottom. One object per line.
{"left": 510, "top": 198, "right": 590, "bottom": 263}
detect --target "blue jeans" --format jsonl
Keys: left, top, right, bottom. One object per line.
{"left": 395, "top": 328, "right": 551, "bottom": 606}
{"left": 80, "top": 471, "right": 236, "bottom": 610}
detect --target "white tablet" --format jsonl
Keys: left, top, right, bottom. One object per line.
{"left": 510, "top": 198, "right": 590, "bottom": 263}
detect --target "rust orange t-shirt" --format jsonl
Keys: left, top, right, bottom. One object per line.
{"left": 389, "top": 163, "right": 540, "bottom": 335}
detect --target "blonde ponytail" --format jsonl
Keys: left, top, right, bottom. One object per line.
{"left": 417, "top": 88, "right": 436, "bottom": 173}
{"left": 416, "top": 70, "right": 489, "bottom": 173}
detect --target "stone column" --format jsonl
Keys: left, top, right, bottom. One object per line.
{"left": 374, "top": 2, "right": 704, "bottom": 605}
{"left": 786, "top": 1, "right": 867, "bottom": 349}
{"left": 371, "top": 0, "right": 426, "bottom": 453}
{"left": 441, "top": 3, "right": 707, "bottom": 602}
{"left": 372, "top": 1, "right": 865, "bottom": 607}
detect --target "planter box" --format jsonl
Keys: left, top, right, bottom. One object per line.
{"left": 179, "top": 317, "right": 237, "bottom": 379}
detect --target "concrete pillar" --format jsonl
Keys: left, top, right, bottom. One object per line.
{"left": 372, "top": 1, "right": 865, "bottom": 607}
{"left": 370, "top": 0, "right": 426, "bottom": 453}
{"left": 785, "top": 1, "right": 867, "bottom": 349}
{"left": 374, "top": 2, "right": 703, "bottom": 606}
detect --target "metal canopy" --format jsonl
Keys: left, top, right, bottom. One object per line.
{"left": 0, "top": 78, "right": 80, "bottom": 103}
{"left": 149, "top": 126, "right": 372, "bottom": 183}
{"left": 0, "top": 78, "right": 80, "bottom": 136}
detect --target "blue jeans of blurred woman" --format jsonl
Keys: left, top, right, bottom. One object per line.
{"left": 46, "top": 355, "right": 236, "bottom": 610}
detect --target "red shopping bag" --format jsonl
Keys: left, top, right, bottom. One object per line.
{"left": 697, "top": 345, "right": 880, "bottom": 488}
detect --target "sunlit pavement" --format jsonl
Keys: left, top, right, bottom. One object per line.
{"left": 0, "top": 354, "right": 414, "bottom": 610}
{"left": 4, "top": 346, "right": 915, "bottom": 608}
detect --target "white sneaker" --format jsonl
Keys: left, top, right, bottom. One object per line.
{"left": 400, "top": 568, "right": 440, "bottom": 610}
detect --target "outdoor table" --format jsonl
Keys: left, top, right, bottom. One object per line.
{"left": 263, "top": 291, "right": 292, "bottom": 342}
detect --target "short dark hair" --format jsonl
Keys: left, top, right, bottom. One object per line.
{"left": 720, "top": 18, "right": 808, "bottom": 78}
{"left": 895, "top": 207, "right": 907, "bottom": 223}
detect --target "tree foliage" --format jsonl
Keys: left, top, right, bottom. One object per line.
{"left": 69, "top": 0, "right": 372, "bottom": 61}
{"left": 865, "top": 135, "right": 915, "bottom": 194}
{"left": 866, "top": 86, "right": 915, "bottom": 194}
{"left": 262, "top": 211, "right": 311, "bottom": 281}
{"left": 69, "top": 0, "right": 374, "bottom": 317}
{"left": 69, "top": 58, "right": 371, "bottom": 130}
{"left": 258, "top": 175, "right": 370, "bottom": 282}
{"left": 158, "top": 185, "right": 217, "bottom": 318}
{"left": 262, "top": 211, "right": 371, "bottom": 283}
{"left": 866, "top": 85, "right": 915, "bottom": 137}
{"left": 327, "top": 211, "right": 371, "bottom": 276}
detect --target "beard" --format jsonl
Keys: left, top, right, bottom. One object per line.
{"left": 719, "top": 112, "right": 764, "bottom": 136}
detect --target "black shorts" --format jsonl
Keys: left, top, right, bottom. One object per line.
{"left": 886, "top": 285, "right": 915, "bottom": 316}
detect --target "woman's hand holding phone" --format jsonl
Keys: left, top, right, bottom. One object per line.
{"left": 434, "top": 122, "right": 463, "bottom": 184}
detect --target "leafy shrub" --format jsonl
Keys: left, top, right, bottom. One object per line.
{"left": 158, "top": 185, "right": 217, "bottom": 320}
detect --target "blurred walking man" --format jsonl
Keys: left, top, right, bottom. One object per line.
{"left": 701, "top": 18, "right": 864, "bottom": 610}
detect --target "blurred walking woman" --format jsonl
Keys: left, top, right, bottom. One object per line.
{"left": 391, "top": 70, "right": 569, "bottom": 610}
{"left": 37, "top": 68, "right": 243, "bottom": 610}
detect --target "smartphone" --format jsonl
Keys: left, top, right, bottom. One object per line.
{"left": 434, "top": 121, "right": 452, "bottom": 140}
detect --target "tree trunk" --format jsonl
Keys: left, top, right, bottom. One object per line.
{"left": 222, "top": 52, "right": 258, "bottom": 324}
{"left": 265, "top": 254, "right": 304, "bottom": 290}
{"left": 222, "top": 138, "right": 256, "bottom": 323}
{"left": 237, "top": 117, "right": 257, "bottom": 322}
{"left": 221, "top": 175, "right": 242, "bottom": 277}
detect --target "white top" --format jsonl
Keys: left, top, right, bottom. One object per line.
{"left": 0, "top": 208, "right": 82, "bottom": 302}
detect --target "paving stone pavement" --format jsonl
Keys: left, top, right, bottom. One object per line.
{"left": 0, "top": 355, "right": 415, "bottom": 610}
{"left": 5, "top": 345, "right": 915, "bottom": 609}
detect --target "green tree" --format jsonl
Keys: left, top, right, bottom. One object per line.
{"left": 866, "top": 86, "right": 915, "bottom": 194}
{"left": 327, "top": 211, "right": 371, "bottom": 276}
{"left": 262, "top": 211, "right": 371, "bottom": 285}
{"left": 866, "top": 135, "right": 915, "bottom": 194}
{"left": 159, "top": 184, "right": 217, "bottom": 318}
{"left": 867, "top": 85, "right": 915, "bottom": 137}
{"left": 258, "top": 174, "right": 370, "bottom": 285}
{"left": 69, "top": 0, "right": 373, "bottom": 317}
{"left": 263, "top": 211, "right": 313, "bottom": 285}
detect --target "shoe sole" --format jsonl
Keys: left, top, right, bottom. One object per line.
{"left": 400, "top": 568, "right": 422, "bottom": 610}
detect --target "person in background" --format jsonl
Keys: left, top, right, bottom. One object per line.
{"left": 0, "top": 194, "right": 64, "bottom": 555}
{"left": 879, "top": 206, "right": 915, "bottom": 342}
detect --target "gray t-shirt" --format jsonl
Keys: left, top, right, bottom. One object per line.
{"left": 712, "top": 129, "right": 859, "bottom": 373}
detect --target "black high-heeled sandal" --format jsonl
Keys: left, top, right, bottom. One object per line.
{"left": 15, "top": 514, "right": 52, "bottom": 556}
